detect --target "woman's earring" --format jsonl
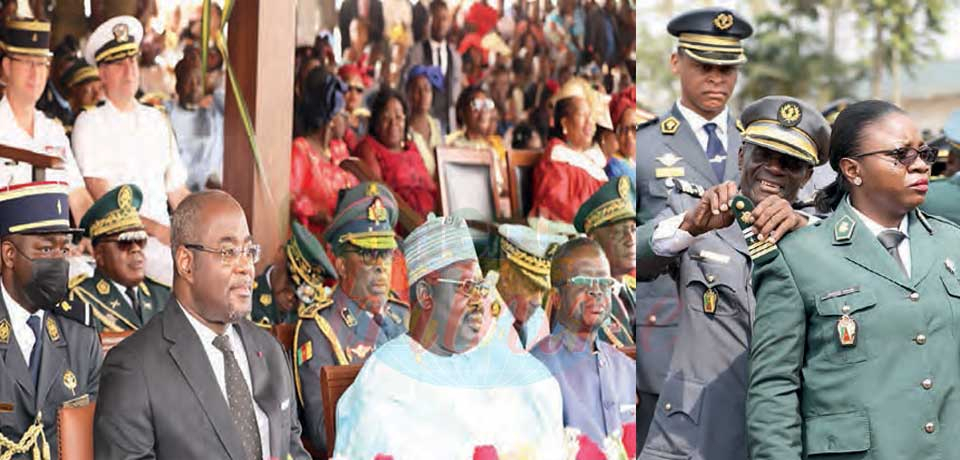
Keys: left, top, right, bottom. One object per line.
{"left": 852, "top": 177, "right": 863, "bottom": 186}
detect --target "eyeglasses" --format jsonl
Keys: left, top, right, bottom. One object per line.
{"left": 347, "top": 85, "right": 364, "bottom": 94}
{"left": 555, "top": 275, "right": 621, "bottom": 293}
{"left": 343, "top": 248, "right": 394, "bottom": 265}
{"left": 616, "top": 124, "right": 639, "bottom": 135}
{"left": 184, "top": 243, "right": 261, "bottom": 266}
{"left": 436, "top": 277, "right": 491, "bottom": 300}
{"left": 469, "top": 98, "right": 495, "bottom": 112}
{"left": 850, "top": 145, "right": 938, "bottom": 167}
{"left": 99, "top": 238, "right": 147, "bottom": 252}
{"left": 8, "top": 55, "right": 51, "bottom": 69}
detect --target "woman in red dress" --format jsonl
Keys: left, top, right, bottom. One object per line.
{"left": 529, "top": 77, "right": 610, "bottom": 230}
{"left": 355, "top": 88, "right": 438, "bottom": 218}
{"left": 290, "top": 68, "right": 359, "bottom": 236}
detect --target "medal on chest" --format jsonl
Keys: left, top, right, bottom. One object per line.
{"left": 703, "top": 288, "right": 718, "bottom": 315}
{"left": 837, "top": 314, "right": 857, "bottom": 347}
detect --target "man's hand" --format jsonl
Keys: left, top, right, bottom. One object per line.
{"left": 750, "top": 195, "right": 808, "bottom": 244}
{"left": 679, "top": 181, "right": 738, "bottom": 237}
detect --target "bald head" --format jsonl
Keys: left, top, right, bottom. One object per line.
{"left": 170, "top": 190, "right": 244, "bottom": 259}
{"left": 549, "top": 237, "right": 608, "bottom": 287}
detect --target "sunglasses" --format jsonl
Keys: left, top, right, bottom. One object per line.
{"left": 850, "top": 145, "right": 937, "bottom": 167}
{"left": 556, "top": 275, "right": 620, "bottom": 293}
{"left": 469, "top": 98, "right": 495, "bottom": 112}
{"left": 343, "top": 248, "right": 394, "bottom": 265}
{"left": 436, "top": 277, "right": 492, "bottom": 300}
{"left": 99, "top": 238, "right": 147, "bottom": 251}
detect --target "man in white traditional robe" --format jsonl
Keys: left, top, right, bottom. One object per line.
{"left": 334, "top": 215, "right": 564, "bottom": 459}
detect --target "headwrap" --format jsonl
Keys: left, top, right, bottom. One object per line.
{"left": 337, "top": 56, "right": 373, "bottom": 88}
{"left": 302, "top": 70, "right": 346, "bottom": 125}
{"left": 465, "top": 2, "right": 499, "bottom": 36}
{"left": 609, "top": 85, "right": 637, "bottom": 127}
{"left": 407, "top": 65, "right": 445, "bottom": 91}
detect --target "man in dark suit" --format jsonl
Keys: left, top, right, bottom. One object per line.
{"left": 0, "top": 182, "right": 102, "bottom": 460}
{"left": 403, "top": 0, "right": 462, "bottom": 133}
{"left": 94, "top": 190, "right": 310, "bottom": 460}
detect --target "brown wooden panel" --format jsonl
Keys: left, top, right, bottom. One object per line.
{"left": 58, "top": 402, "right": 96, "bottom": 460}
{"left": 222, "top": 0, "right": 295, "bottom": 273}
{"left": 321, "top": 364, "right": 363, "bottom": 454}
{"left": 505, "top": 149, "right": 542, "bottom": 219}
{"left": 99, "top": 331, "right": 134, "bottom": 355}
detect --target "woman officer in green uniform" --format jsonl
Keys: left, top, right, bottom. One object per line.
{"left": 746, "top": 100, "right": 960, "bottom": 460}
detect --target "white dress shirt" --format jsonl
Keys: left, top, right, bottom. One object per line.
{"left": 675, "top": 101, "right": 730, "bottom": 153}
{"left": 180, "top": 303, "right": 270, "bottom": 460}
{"left": 1, "top": 279, "right": 43, "bottom": 364}
{"left": 71, "top": 98, "right": 187, "bottom": 225}
{"left": 430, "top": 39, "right": 448, "bottom": 75}
{"left": 0, "top": 96, "right": 84, "bottom": 189}
{"left": 849, "top": 198, "right": 912, "bottom": 277}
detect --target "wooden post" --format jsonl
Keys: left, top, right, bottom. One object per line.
{"left": 222, "top": 0, "right": 296, "bottom": 271}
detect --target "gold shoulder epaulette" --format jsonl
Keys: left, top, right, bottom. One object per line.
{"left": 69, "top": 273, "right": 89, "bottom": 290}
{"left": 298, "top": 298, "right": 333, "bottom": 319}
{"left": 144, "top": 276, "right": 170, "bottom": 289}
{"left": 622, "top": 274, "right": 636, "bottom": 290}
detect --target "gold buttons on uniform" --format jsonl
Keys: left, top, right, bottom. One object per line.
{"left": 915, "top": 334, "right": 927, "bottom": 345}
{"left": 925, "top": 422, "right": 936, "bottom": 433}
{"left": 647, "top": 315, "right": 657, "bottom": 324}
{"left": 841, "top": 305, "right": 851, "bottom": 314}
{"left": 922, "top": 378, "right": 933, "bottom": 390}
{"left": 664, "top": 403, "right": 672, "bottom": 412}
{"left": 706, "top": 274, "right": 716, "bottom": 283}
{"left": 909, "top": 292, "right": 920, "bottom": 301}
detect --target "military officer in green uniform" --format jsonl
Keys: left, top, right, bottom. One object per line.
{"left": 60, "top": 184, "right": 170, "bottom": 331}
{"left": 574, "top": 176, "right": 638, "bottom": 348}
{"left": 921, "top": 110, "right": 960, "bottom": 225}
{"left": 293, "top": 182, "right": 409, "bottom": 453}
{"left": 747, "top": 100, "right": 960, "bottom": 460}
{"left": 0, "top": 182, "right": 102, "bottom": 460}
{"left": 250, "top": 222, "right": 337, "bottom": 327}
{"left": 633, "top": 7, "right": 753, "bottom": 445}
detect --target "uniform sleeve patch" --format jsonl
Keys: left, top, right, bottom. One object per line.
{"left": 296, "top": 340, "right": 313, "bottom": 366}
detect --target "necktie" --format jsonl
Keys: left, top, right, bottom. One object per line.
{"left": 212, "top": 334, "right": 263, "bottom": 460}
{"left": 514, "top": 320, "right": 527, "bottom": 348}
{"left": 26, "top": 315, "right": 42, "bottom": 389}
{"left": 703, "top": 122, "right": 727, "bottom": 181}
{"left": 877, "top": 229, "right": 908, "bottom": 277}
{"left": 126, "top": 287, "right": 142, "bottom": 319}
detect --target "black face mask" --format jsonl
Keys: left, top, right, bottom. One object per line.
{"left": 13, "top": 245, "right": 69, "bottom": 310}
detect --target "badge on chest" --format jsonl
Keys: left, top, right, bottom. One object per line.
{"left": 837, "top": 315, "right": 857, "bottom": 347}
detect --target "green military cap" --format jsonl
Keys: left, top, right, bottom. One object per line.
{"left": 79, "top": 184, "right": 147, "bottom": 242}
{"left": 286, "top": 222, "right": 336, "bottom": 305}
{"left": 323, "top": 182, "right": 399, "bottom": 255}
{"left": 2, "top": 17, "right": 53, "bottom": 57}
{"left": 573, "top": 176, "right": 637, "bottom": 235}
{"left": 667, "top": 7, "right": 753, "bottom": 66}
{"left": 821, "top": 98, "right": 854, "bottom": 126}
{"left": 740, "top": 95, "right": 831, "bottom": 166}
{"left": 498, "top": 224, "right": 566, "bottom": 291}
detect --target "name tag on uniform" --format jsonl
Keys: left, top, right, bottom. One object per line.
{"left": 0, "top": 402, "right": 13, "bottom": 413}
{"left": 655, "top": 167, "right": 685, "bottom": 178}
{"left": 697, "top": 250, "right": 731, "bottom": 265}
